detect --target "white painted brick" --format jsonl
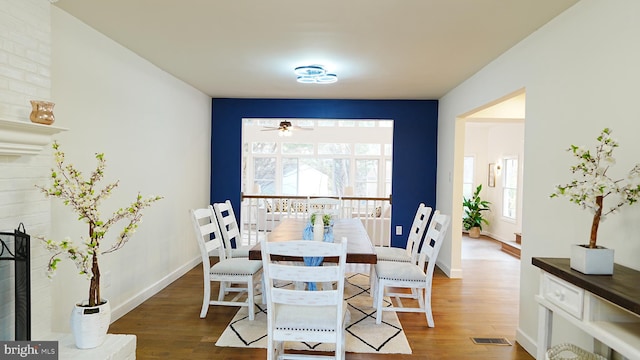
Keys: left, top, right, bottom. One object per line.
{"left": 0, "top": 0, "right": 54, "bottom": 340}
{"left": 0, "top": 64, "right": 24, "bottom": 80}
{"left": 9, "top": 53, "right": 38, "bottom": 72}
{"left": 9, "top": 79, "right": 39, "bottom": 96}
{"left": 26, "top": 47, "right": 50, "bottom": 66}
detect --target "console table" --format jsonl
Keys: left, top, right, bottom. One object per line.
{"left": 532, "top": 257, "right": 640, "bottom": 360}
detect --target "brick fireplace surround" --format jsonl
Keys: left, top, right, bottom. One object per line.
{"left": 0, "top": 0, "right": 58, "bottom": 342}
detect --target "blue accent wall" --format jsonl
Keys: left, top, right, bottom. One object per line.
{"left": 211, "top": 98, "right": 438, "bottom": 248}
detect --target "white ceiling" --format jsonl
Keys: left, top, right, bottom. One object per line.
{"left": 53, "top": 0, "right": 578, "bottom": 100}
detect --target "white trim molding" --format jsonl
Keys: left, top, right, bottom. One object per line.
{"left": 0, "top": 118, "right": 67, "bottom": 155}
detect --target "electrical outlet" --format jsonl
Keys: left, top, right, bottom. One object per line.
{"left": 103, "top": 271, "right": 112, "bottom": 288}
{"left": 395, "top": 225, "right": 402, "bottom": 236}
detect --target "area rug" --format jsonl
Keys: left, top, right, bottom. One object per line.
{"left": 215, "top": 272, "right": 412, "bottom": 354}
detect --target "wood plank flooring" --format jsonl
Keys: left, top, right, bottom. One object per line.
{"left": 109, "top": 236, "right": 533, "bottom": 359}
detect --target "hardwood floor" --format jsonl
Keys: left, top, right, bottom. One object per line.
{"left": 110, "top": 237, "right": 533, "bottom": 359}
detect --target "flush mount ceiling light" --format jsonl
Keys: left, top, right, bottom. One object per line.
{"left": 294, "top": 65, "right": 338, "bottom": 84}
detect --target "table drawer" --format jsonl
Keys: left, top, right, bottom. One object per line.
{"left": 542, "top": 273, "right": 584, "bottom": 319}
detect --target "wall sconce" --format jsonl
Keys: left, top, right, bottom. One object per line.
{"left": 495, "top": 161, "right": 502, "bottom": 176}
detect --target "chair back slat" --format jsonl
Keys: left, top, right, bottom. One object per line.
{"left": 213, "top": 200, "right": 242, "bottom": 257}
{"left": 407, "top": 204, "right": 433, "bottom": 262}
{"left": 269, "top": 263, "right": 341, "bottom": 283}
{"left": 266, "top": 240, "right": 345, "bottom": 257}
{"left": 271, "top": 288, "right": 339, "bottom": 306}
{"left": 417, "top": 212, "right": 451, "bottom": 270}
{"left": 190, "top": 206, "right": 226, "bottom": 264}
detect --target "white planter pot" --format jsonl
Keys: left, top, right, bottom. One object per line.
{"left": 570, "top": 244, "right": 614, "bottom": 275}
{"left": 70, "top": 299, "right": 111, "bottom": 349}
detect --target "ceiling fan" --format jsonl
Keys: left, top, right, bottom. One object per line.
{"left": 261, "top": 120, "right": 313, "bottom": 136}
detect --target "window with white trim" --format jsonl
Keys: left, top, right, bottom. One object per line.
{"left": 243, "top": 119, "right": 393, "bottom": 197}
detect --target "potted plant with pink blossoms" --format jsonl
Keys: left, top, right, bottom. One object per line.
{"left": 551, "top": 128, "right": 640, "bottom": 274}
{"left": 37, "top": 141, "right": 162, "bottom": 348}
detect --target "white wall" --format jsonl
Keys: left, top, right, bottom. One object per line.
{"left": 49, "top": 7, "right": 211, "bottom": 332}
{"left": 438, "top": 0, "right": 640, "bottom": 356}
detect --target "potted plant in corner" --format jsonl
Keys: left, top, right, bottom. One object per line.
{"left": 463, "top": 184, "right": 491, "bottom": 238}
{"left": 551, "top": 128, "right": 640, "bottom": 274}
{"left": 36, "top": 142, "right": 162, "bottom": 349}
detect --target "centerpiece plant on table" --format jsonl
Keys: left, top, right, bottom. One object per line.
{"left": 550, "top": 128, "right": 640, "bottom": 274}
{"left": 36, "top": 141, "right": 162, "bottom": 348}
{"left": 310, "top": 213, "right": 333, "bottom": 226}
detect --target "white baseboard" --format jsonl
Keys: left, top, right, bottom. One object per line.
{"left": 436, "top": 258, "right": 463, "bottom": 279}
{"left": 516, "top": 327, "right": 537, "bottom": 358}
{"left": 109, "top": 256, "right": 201, "bottom": 322}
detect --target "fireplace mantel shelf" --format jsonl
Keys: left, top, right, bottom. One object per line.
{"left": 0, "top": 118, "right": 67, "bottom": 156}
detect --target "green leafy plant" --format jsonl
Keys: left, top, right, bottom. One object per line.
{"left": 36, "top": 142, "right": 162, "bottom": 307}
{"left": 463, "top": 184, "right": 491, "bottom": 230}
{"left": 551, "top": 128, "right": 640, "bottom": 248}
{"left": 310, "top": 213, "right": 333, "bottom": 226}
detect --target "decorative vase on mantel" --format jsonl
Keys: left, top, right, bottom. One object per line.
{"left": 570, "top": 244, "right": 614, "bottom": 275}
{"left": 29, "top": 100, "right": 55, "bottom": 125}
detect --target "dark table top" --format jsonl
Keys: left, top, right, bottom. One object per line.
{"left": 249, "top": 218, "right": 377, "bottom": 264}
{"left": 532, "top": 257, "right": 640, "bottom": 316}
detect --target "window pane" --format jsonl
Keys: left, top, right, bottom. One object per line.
{"left": 338, "top": 120, "right": 356, "bottom": 127}
{"left": 282, "top": 143, "right": 313, "bottom": 154}
{"left": 463, "top": 156, "right": 474, "bottom": 183}
{"left": 355, "top": 159, "right": 379, "bottom": 196}
{"left": 358, "top": 121, "right": 376, "bottom": 127}
{"left": 317, "top": 120, "right": 336, "bottom": 127}
{"left": 355, "top": 143, "right": 381, "bottom": 155}
{"left": 463, "top": 156, "right": 475, "bottom": 200}
{"left": 282, "top": 158, "right": 298, "bottom": 195}
{"left": 254, "top": 157, "right": 276, "bottom": 194}
{"left": 502, "top": 158, "right": 518, "bottom": 219}
{"left": 504, "top": 159, "right": 518, "bottom": 188}
{"left": 296, "top": 119, "right": 314, "bottom": 128}
{"left": 384, "top": 144, "right": 392, "bottom": 155}
{"left": 503, "top": 188, "right": 517, "bottom": 219}
{"left": 297, "top": 158, "right": 349, "bottom": 196}
{"left": 318, "top": 143, "right": 351, "bottom": 155}
{"left": 252, "top": 142, "right": 277, "bottom": 154}
{"left": 463, "top": 184, "right": 473, "bottom": 200}
{"left": 385, "top": 159, "right": 392, "bottom": 196}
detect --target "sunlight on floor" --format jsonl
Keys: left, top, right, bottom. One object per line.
{"left": 462, "top": 234, "right": 519, "bottom": 261}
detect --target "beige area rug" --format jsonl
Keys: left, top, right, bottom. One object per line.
{"left": 215, "top": 272, "right": 412, "bottom": 354}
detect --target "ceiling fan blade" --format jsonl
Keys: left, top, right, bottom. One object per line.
{"left": 292, "top": 125, "right": 313, "bottom": 131}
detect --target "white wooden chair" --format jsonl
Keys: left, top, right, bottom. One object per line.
{"left": 261, "top": 237, "right": 349, "bottom": 360}
{"left": 213, "top": 200, "right": 252, "bottom": 258}
{"left": 372, "top": 212, "right": 451, "bottom": 327}
{"left": 307, "top": 196, "right": 343, "bottom": 219}
{"left": 189, "top": 206, "right": 262, "bottom": 320}
{"left": 374, "top": 203, "right": 433, "bottom": 263}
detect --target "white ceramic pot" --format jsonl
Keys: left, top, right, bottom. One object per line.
{"left": 70, "top": 299, "right": 111, "bottom": 349}
{"left": 570, "top": 244, "right": 614, "bottom": 275}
